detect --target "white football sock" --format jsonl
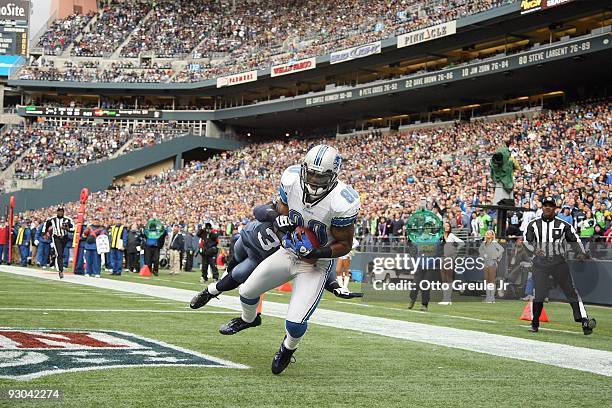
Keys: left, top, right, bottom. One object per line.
{"left": 336, "top": 276, "right": 343, "bottom": 286}
{"left": 208, "top": 282, "right": 220, "bottom": 296}
{"left": 343, "top": 276, "right": 350, "bottom": 289}
{"left": 283, "top": 333, "right": 301, "bottom": 350}
{"left": 241, "top": 300, "right": 258, "bottom": 323}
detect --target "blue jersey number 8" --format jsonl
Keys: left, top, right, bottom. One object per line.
{"left": 340, "top": 187, "right": 359, "bottom": 204}
{"left": 288, "top": 210, "right": 328, "bottom": 246}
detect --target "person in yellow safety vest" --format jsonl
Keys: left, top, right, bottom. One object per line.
{"left": 14, "top": 219, "right": 32, "bottom": 266}
{"left": 109, "top": 216, "right": 128, "bottom": 276}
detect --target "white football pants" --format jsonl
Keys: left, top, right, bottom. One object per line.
{"left": 239, "top": 247, "right": 332, "bottom": 324}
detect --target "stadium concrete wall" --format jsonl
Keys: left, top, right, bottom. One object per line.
{"left": 0, "top": 135, "right": 244, "bottom": 213}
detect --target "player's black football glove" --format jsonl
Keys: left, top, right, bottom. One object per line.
{"left": 273, "top": 215, "right": 296, "bottom": 235}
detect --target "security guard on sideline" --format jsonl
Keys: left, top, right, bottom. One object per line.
{"left": 14, "top": 220, "right": 32, "bottom": 266}
{"left": 523, "top": 196, "right": 597, "bottom": 335}
{"left": 109, "top": 216, "right": 127, "bottom": 275}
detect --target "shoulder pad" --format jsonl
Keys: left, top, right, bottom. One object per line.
{"left": 279, "top": 165, "right": 301, "bottom": 204}
{"left": 281, "top": 165, "right": 301, "bottom": 187}
{"left": 330, "top": 182, "right": 360, "bottom": 227}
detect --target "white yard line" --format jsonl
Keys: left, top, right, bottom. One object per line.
{"left": 517, "top": 325, "right": 582, "bottom": 335}
{"left": 2, "top": 267, "right": 611, "bottom": 377}
{"left": 131, "top": 276, "right": 202, "bottom": 286}
{"left": 440, "top": 314, "right": 497, "bottom": 323}
{"left": 0, "top": 307, "right": 236, "bottom": 314}
{"left": 335, "top": 301, "right": 373, "bottom": 307}
{"left": 0, "top": 291, "right": 100, "bottom": 295}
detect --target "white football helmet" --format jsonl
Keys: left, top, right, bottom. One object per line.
{"left": 301, "top": 144, "right": 342, "bottom": 203}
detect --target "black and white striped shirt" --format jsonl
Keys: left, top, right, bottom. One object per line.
{"left": 44, "top": 216, "right": 75, "bottom": 238}
{"left": 523, "top": 216, "right": 585, "bottom": 259}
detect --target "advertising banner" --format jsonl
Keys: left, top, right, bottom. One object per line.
{"left": 330, "top": 41, "right": 381, "bottom": 64}
{"left": 217, "top": 70, "right": 258, "bottom": 88}
{"left": 397, "top": 21, "right": 457, "bottom": 49}
{"left": 271, "top": 57, "right": 316, "bottom": 77}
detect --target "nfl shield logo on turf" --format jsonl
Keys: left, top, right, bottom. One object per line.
{"left": 0, "top": 329, "right": 247, "bottom": 380}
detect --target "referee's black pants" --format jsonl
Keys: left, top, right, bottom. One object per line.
{"left": 52, "top": 236, "right": 68, "bottom": 273}
{"left": 532, "top": 259, "right": 587, "bottom": 327}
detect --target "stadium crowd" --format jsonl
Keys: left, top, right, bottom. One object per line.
{"left": 71, "top": 0, "right": 151, "bottom": 57}
{"left": 120, "top": 1, "right": 213, "bottom": 58}
{"left": 36, "top": 13, "right": 94, "bottom": 56}
{"left": 17, "top": 101, "right": 610, "bottom": 245}
{"left": 1, "top": 121, "right": 191, "bottom": 180}
{"left": 180, "top": 0, "right": 514, "bottom": 82}
{"left": 11, "top": 122, "right": 131, "bottom": 179}
{"left": 25, "top": 0, "right": 513, "bottom": 83}
{"left": 19, "top": 59, "right": 175, "bottom": 83}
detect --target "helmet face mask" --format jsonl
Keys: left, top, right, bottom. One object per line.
{"left": 300, "top": 145, "right": 341, "bottom": 203}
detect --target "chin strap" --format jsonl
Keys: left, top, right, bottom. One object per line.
{"left": 302, "top": 181, "right": 338, "bottom": 206}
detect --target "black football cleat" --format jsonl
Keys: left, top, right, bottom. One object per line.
{"left": 59, "top": 271, "right": 64, "bottom": 279}
{"left": 189, "top": 289, "right": 217, "bottom": 309}
{"left": 528, "top": 325, "right": 539, "bottom": 333}
{"left": 271, "top": 338, "right": 296, "bottom": 375}
{"left": 582, "top": 318, "right": 596, "bottom": 335}
{"left": 219, "top": 313, "right": 261, "bottom": 335}
{"left": 333, "top": 288, "right": 364, "bottom": 299}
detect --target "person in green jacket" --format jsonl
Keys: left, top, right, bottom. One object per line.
{"left": 578, "top": 210, "right": 596, "bottom": 242}
{"left": 143, "top": 218, "right": 167, "bottom": 276}
{"left": 478, "top": 211, "right": 492, "bottom": 238}
{"left": 594, "top": 203, "right": 606, "bottom": 229}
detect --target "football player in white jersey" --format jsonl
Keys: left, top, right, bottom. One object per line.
{"left": 218, "top": 144, "right": 361, "bottom": 374}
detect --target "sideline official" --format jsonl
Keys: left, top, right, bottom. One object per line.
{"left": 44, "top": 207, "right": 74, "bottom": 278}
{"left": 523, "top": 196, "right": 597, "bottom": 335}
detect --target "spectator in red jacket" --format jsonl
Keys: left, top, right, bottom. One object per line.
{"left": 604, "top": 226, "right": 612, "bottom": 248}
{"left": 0, "top": 218, "right": 9, "bottom": 264}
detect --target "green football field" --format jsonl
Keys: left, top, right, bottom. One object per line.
{"left": 0, "top": 267, "right": 611, "bottom": 408}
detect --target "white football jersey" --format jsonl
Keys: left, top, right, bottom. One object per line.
{"left": 279, "top": 165, "right": 360, "bottom": 248}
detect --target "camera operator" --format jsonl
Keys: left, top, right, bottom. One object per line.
{"left": 197, "top": 222, "right": 219, "bottom": 283}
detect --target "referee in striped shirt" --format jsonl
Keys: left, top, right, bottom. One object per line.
{"left": 523, "top": 196, "right": 596, "bottom": 335}
{"left": 44, "top": 207, "right": 74, "bottom": 279}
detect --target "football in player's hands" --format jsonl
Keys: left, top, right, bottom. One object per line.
{"left": 293, "top": 226, "right": 320, "bottom": 265}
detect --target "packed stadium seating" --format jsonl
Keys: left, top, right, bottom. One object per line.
{"left": 0, "top": 121, "right": 190, "bottom": 180}
{"left": 23, "top": 101, "right": 610, "bottom": 233}
{"left": 22, "top": 0, "right": 514, "bottom": 83}
{"left": 71, "top": 0, "right": 151, "bottom": 57}
{"left": 35, "top": 13, "right": 94, "bottom": 56}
